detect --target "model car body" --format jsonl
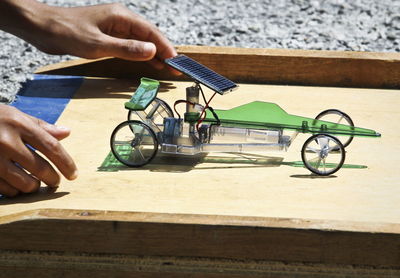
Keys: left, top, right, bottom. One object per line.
{"left": 110, "top": 56, "right": 380, "bottom": 175}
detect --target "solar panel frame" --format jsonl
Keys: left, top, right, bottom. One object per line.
{"left": 165, "top": 55, "right": 238, "bottom": 95}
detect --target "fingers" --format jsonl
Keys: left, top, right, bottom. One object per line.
{"left": 146, "top": 59, "right": 165, "bottom": 71}
{"left": 100, "top": 36, "right": 157, "bottom": 61}
{"left": 27, "top": 114, "right": 71, "bottom": 141}
{"left": 100, "top": 35, "right": 182, "bottom": 75}
{"left": 9, "top": 143, "right": 61, "bottom": 187}
{"left": 0, "top": 105, "right": 78, "bottom": 198}
{"left": 45, "top": 124, "right": 71, "bottom": 141}
{"left": 100, "top": 34, "right": 181, "bottom": 75}
{"left": 97, "top": 5, "right": 179, "bottom": 72}
{"left": 22, "top": 127, "right": 78, "bottom": 181}
{"left": 128, "top": 19, "right": 178, "bottom": 62}
{"left": 18, "top": 115, "right": 78, "bottom": 181}
{"left": 0, "top": 178, "right": 19, "bottom": 197}
{"left": 126, "top": 17, "right": 181, "bottom": 75}
{"left": 144, "top": 28, "right": 178, "bottom": 61}
{"left": 0, "top": 158, "right": 41, "bottom": 193}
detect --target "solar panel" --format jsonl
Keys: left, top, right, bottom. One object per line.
{"left": 165, "top": 55, "right": 238, "bottom": 95}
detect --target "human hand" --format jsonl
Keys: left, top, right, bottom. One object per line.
{"left": 22, "top": 2, "right": 179, "bottom": 73}
{"left": 0, "top": 105, "right": 77, "bottom": 197}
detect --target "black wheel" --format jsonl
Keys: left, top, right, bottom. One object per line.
{"left": 128, "top": 98, "right": 173, "bottom": 127}
{"left": 110, "top": 120, "right": 158, "bottom": 167}
{"left": 301, "top": 134, "right": 345, "bottom": 176}
{"left": 315, "top": 109, "right": 354, "bottom": 149}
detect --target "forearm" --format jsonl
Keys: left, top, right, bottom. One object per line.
{"left": 0, "top": 0, "right": 57, "bottom": 49}
{"left": 0, "top": 0, "right": 48, "bottom": 37}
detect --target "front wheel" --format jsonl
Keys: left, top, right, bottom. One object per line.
{"left": 110, "top": 120, "right": 158, "bottom": 167}
{"left": 301, "top": 134, "right": 345, "bottom": 176}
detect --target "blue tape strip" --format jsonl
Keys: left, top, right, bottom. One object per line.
{"left": 11, "top": 74, "right": 84, "bottom": 124}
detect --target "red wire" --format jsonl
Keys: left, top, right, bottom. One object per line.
{"left": 196, "top": 92, "right": 217, "bottom": 132}
{"left": 174, "top": 90, "right": 218, "bottom": 133}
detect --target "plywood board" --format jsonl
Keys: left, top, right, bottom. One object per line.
{"left": 1, "top": 77, "right": 399, "bottom": 224}
{"left": 1, "top": 46, "right": 400, "bottom": 275}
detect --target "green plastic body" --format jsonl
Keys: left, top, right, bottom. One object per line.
{"left": 125, "top": 78, "right": 160, "bottom": 111}
{"left": 204, "top": 101, "right": 381, "bottom": 138}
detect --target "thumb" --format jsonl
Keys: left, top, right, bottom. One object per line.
{"left": 101, "top": 36, "right": 157, "bottom": 61}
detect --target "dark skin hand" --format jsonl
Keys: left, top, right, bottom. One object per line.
{"left": 0, "top": 105, "right": 77, "bottom": 197}
{"left": 0, "top": 0, "right": 179, "bottom": 197}
{"left": 0, "top": 0, "right": 179, "bottom": 72}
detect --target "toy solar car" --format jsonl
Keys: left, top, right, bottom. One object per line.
{"left": 110, "top": 55, "right": 381, "bottom": 175}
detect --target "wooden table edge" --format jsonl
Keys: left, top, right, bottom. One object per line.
{"left": 36, "top": 45, "right": 400, "bottom": 89}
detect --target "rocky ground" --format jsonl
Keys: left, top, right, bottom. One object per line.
{"left": 1, "top": 0, "right": 399, "bottom": 101}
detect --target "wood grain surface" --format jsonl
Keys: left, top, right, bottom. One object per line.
{"left": 37, "top": 45, "right": 400, "bottom": 89}
{"left": 2, "top": 79, "right": 399, "bottom": 222}
{"left": 1, "top": 47, "right": 400, "bottom": 276}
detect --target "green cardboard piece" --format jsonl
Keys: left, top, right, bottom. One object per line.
{"left": 125, "top": 77, "right": 160, "bottom": 111}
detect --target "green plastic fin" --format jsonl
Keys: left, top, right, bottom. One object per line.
{"left": 125, "top": 78, "right": 160, "bottom": 111}
{"left": 204, "top": 101, "right": 380, "bottom": 138}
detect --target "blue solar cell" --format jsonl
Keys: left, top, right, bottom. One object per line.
{"left": 165, "top": 55, "right": 238, "bottom": 94}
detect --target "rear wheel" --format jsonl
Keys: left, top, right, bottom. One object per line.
{"left": 315, "top": 109, "right": 354, "bottom": 149}
{"left": 110, "top": 120, "right": 158, "bottom": 167}
{"left": 301, "top": 134, "right": 345, "bottom": 176}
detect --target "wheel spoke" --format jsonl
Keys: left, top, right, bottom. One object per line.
{"left": 133, "top": 146, "right": 145, "bottom": 161}
{"left": 317, "top": 137, "right": 329, "bottom": 149}
{"left": 306, "top": 146, "right": 320, "bottom": 153}
{"left": 113, "top": 140, "right": 130, "bottom": 145}
{"left": 308, "top": 156, "right": 322, "bottom": 169}
{"left": 327, "top": 143, "right": 340, "bottom": 152}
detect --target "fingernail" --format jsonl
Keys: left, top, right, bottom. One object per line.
{"left": 44, "top": 176, "right": 60, "bottom": 188}
{"left": 70, "top": 170, "right": 79, "bottom": 180}
{"left": 144, "top": 42, "right": 155, "bottom": 56}
{"left": 51, "top": 179, "right": 60, "bottom": 188}
{"left": 46, "top": 187, "right": 58, "bottom": 193}
{"left": 48, "top": 184, "right": 59, "bottom": 189}
{"left": 55, "top": 125, "right": 71, "bottom": 132}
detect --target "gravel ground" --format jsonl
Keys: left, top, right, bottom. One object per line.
{"left": 1, "top": 0, "right": 399, "bottom": 102}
